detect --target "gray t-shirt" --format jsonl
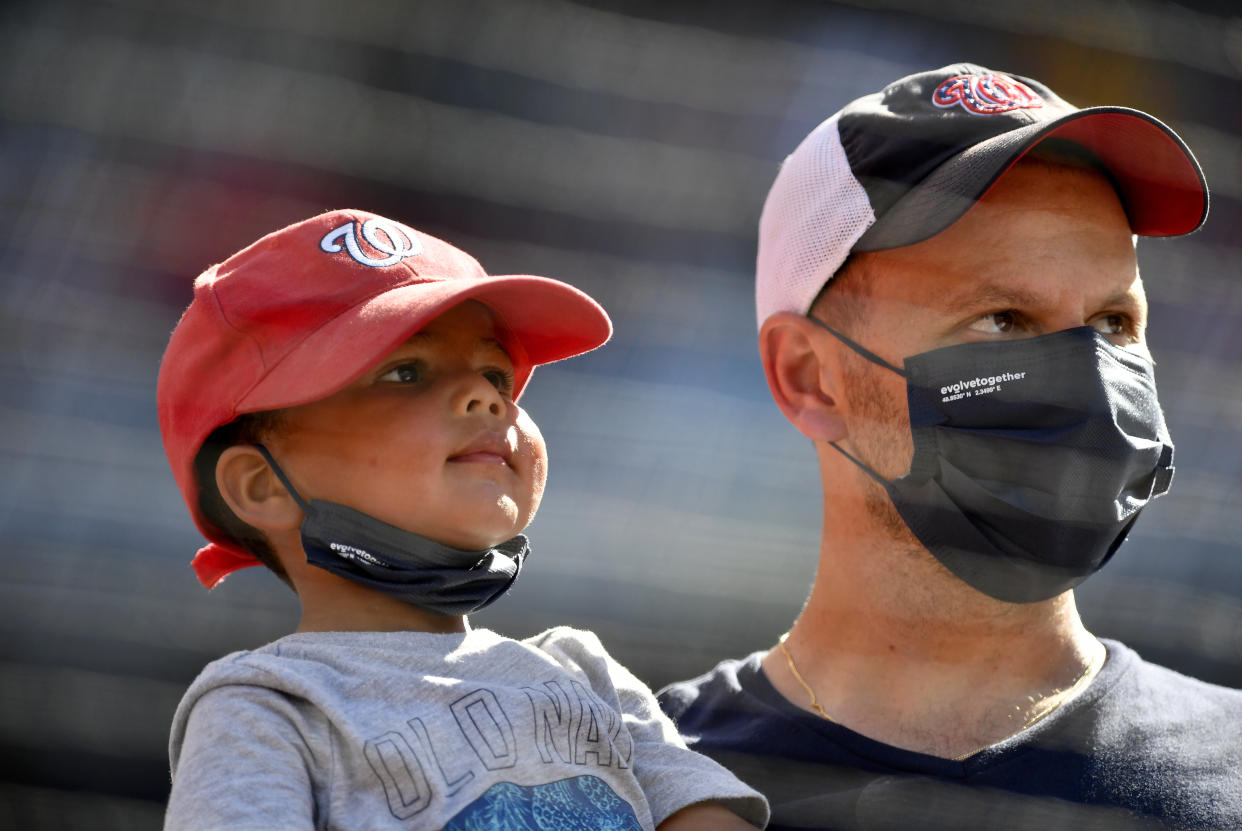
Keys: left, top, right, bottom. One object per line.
{"left": 166, "top": 626, "right": 768, "bottom": 830}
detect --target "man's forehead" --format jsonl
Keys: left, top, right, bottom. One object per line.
{"left": 962, "top": 158, "right": 1134, "bottom": 229}
{"left": 864, "top": 161, "right": 1135, "bottom": 282}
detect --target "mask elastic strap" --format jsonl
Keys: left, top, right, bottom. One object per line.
{"left": 253, "top": 444, "right": 314, "bottom": 513}
{"left": 806, "top": 316, "right": 908, "bottom": 378}
{"left": 827, "top": 440, "right": 893, "bottom": 489}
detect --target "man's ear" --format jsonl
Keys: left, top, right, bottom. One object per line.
{"left": 216, "top": 446, "right": 303, "bottom": 533}
{"left": 759, "top": 312, "right": 848, "bottom": 443}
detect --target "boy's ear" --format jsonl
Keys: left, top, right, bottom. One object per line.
{"left": 216, "top": 446, "right": 303, "bottom": 533}
{"left": 759, "top": 312, "right": 848, "bottom": 443}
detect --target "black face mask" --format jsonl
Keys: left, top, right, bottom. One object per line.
{"left": 254, "top": 445, "right": 527, "bottom": 616}
{"left": 810, "top": 320, "right": 1174, "bottom": 603}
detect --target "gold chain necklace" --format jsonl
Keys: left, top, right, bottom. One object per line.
{"left": 777, "top": 632, "right": 1105, "bottom": 758}
{"left": 777, "top": 632, "right": 835, "bottom": 722}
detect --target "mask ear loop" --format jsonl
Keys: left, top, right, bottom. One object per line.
{"left": 805, "top": 315, "right": 908, "bottom": 377}
{"left": 252, "top": 444, "right": 313, "bottom": 513}
{"left": 827, "top": 440, "right": 894, "bottom": 489}
{"left": 804, "top": 315, "right": 906, "bottom": 488}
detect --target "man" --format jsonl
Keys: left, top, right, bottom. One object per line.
{"left": 658, "top": 64, "right": 1242, "bottom": 830}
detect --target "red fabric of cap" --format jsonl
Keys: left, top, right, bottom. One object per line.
{"left": 1036, "top": 112, "right": 1206, "bottom": 236}
{"left": 157, "top": 209, "right": 611, "bottom": 589}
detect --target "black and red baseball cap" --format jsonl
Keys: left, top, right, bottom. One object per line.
{"left": 756, "top": 62, "right": 1209, "bottom": 325}
{"left": 158, "top": 209, "right": 612, "bottom": 588}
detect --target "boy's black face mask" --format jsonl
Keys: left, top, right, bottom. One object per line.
{"left": 811, "top": 319, "right": 1174, "bottom": 603}
{"left": 254, "top": 445, "right": 526, "bottom": 616}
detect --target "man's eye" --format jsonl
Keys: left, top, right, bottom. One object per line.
{"left": 483, "top": 368, "right": 515, "bottom": 395}
{"left": 967, "top": 312, "right": 1016, "bottom": 335}
{"left": 1092, "top": 314, "right": 1126, "bottom": 336}
{"left": 378, "top": 363, "right": 423, "bottom": 383}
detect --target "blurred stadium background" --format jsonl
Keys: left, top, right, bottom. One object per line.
{"left": 2, "top": 0, "right": 1241, "bottom": 827}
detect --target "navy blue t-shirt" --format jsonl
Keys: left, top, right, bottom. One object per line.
{"left": 658, "top": 640, "right": 1242, "bottom": 830}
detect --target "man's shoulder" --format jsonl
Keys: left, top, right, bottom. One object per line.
{"left": 655, "top": 642, "right": 1242, "bottom": 830}
{"left": 657, "top": 652, "right": 769, "bottom": 724}
{"left": 1106, "top": 639, "right": 1242, "bottom": 701}
{"left": 1098, "top": 639, "right": 1242, "bottom": 737}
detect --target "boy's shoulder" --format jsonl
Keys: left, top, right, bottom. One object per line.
{"left": 168, "top": 626, "right": 770, "bottom": 830}
{"left": 520, "top": 626, "right": 662, "bottom": 709}
{"left": 521, "top": 624, "right": 608, "bottom": 659}
{"left": 172, "top": 625, "right": 637, "bottom": 740}
{"left": 178, "top": 627, "right": 612, "bottom": 699}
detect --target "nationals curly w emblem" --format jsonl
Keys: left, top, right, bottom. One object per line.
{"left": 320, "top": 218, "right": 423, "bottom": 268}
{"left": 932, "top": 74, "right": 1044, "bottom": 115}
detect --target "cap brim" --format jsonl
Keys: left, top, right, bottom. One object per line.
{"left": 237, "top": 274, "right": 611, "bottom": 413}
{"left": 855, "top": 107, "right": 1208, "bottom": 252}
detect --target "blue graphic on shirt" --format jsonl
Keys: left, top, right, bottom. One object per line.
{"left": 444, "top": 775, "right": 643, "bottom": 830}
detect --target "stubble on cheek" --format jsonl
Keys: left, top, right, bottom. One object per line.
{"left": 842, "top": 354, "right": 916, "bottom": 542}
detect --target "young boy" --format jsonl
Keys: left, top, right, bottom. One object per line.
{"left": 157, "top": 209, "right": 768, "bottom": 830}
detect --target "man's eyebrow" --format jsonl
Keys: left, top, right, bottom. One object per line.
{"left": 939, "top": 283, "right": 1144, "bottom": 314}
{"left": 939, "top": 283, "right": 1044, "bottom": 310}
{"left": 1098, "top": 289, "right": 1146, "bottom": 313}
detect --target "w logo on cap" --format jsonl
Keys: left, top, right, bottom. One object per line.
{"left": 320, "top": 218, "right": 423, "bottom": 268}
{"left": 932, "top": 73, "right": 1044, "bottom": 115}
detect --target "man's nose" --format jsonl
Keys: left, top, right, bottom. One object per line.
{"left": 1047, "top": 312, "right": 1093, "bottom": 335}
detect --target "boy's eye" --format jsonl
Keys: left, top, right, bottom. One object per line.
{"left": 378, "top": 362, "right": 423, "bottom": 384}
{"left": 483, "top": 367, "right": 515, "bottom": 395}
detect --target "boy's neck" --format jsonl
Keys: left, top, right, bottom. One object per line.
{"left": 291, "top": 563, "right": 469, "bottom": 634}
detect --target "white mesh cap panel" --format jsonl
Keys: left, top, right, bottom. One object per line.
{"left": 755, "top": 113, "right": 875, "bottom": 328}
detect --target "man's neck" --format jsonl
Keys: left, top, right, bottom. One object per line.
{"left": 761, "top": 519, "right": 1103, "bottom": 759}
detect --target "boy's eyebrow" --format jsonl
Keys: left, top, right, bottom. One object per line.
{"left": 402, "top": 332, "right": 513, "bottom": 358}
{"left": 481, "top": 337, "right": 513, "bottom": 359}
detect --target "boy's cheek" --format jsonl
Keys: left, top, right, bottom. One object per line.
{"left": 513, "top": 408, "right": 547, "bottom": 465}
{"left": 527, "top": 454, "right": 548, "bottom": 512}
{"left": 512, "top": 407, "right": 548, "bottom": 515}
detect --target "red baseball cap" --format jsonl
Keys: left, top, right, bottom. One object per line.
{"left": 158, "top": 209, "right": 612, "bottom": 588}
